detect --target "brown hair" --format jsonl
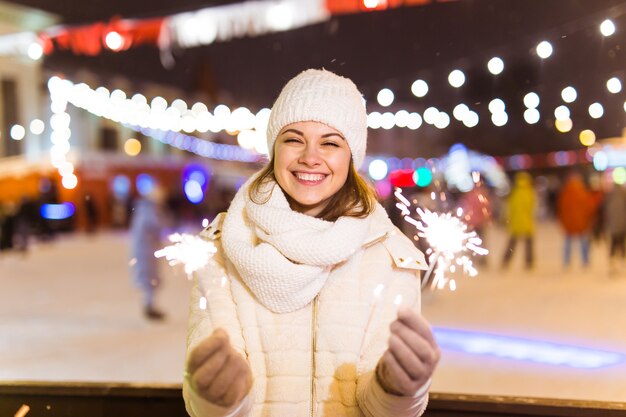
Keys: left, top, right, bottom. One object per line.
{"left": 248, "top": 157, "right": 377, "bottom": 222}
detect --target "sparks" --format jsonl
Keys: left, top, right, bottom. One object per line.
{"left": 395, "top": 188, "right": 488, "bottom": 291}
{"left": 154, "top": 233, "right": 217, "bottom": 278}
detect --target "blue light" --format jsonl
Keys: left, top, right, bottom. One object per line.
{"left": 111, "top": 174, "right": 131, "bottom": 198}
{"left": 434, "top": 327, "right": 624, "bottom": 369}
{"left": 413, "top": 167, "right": 433, "bottom": 187}
{"left": 184, "top": 180, "right": 204, "bottom": 204}
{"left": 40, "top": 202, "right": 75, "bottom": 220}
{"left": 449, "top": 143, "right": 468, "bottom": 154}
{"left": 183, "top": 163, "right": 209, "bottom": 188}
{"left": 136, "top": 173, "right": 156, "bottom": 196}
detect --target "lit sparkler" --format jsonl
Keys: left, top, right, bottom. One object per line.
{"left": 154, "top": 233, "right": 218, "bottom": 277}
{"left": 395, "top": 188, "right": 488, "bottom": 291}
{"left": 154, "top": 225, "right": 225, "bottom": 311}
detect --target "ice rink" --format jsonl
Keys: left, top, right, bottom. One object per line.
{"left": 1, "top": 221, "right": 625, "bottom": 403}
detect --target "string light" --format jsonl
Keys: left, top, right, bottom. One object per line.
{"left": 536, "top": 40, "right": 553, "bottom": 58}
{"left": 488, "top": 98, "right": 505, "bottom": 114}
{"left": 423, "top": 107, "right": 440, "bottom": 124}
{"left": 487, "top": 57, "right": 504, "bottom": 75}
{"left": 524, "top": 108, "right": 540, "bottom": 124}
{"left": 377, "top": 88, "right": 394, "bottom": 107}
{"left": 555, "top": 118, "right": 573, "bottom": 133}
{"left": 104, "top": 31, "right": 125, "bottom": 51}
{"left": 607, "top": 77, "right": 622, "bottom": 94}
{"left": 411, "top": 79, "right": 428, "bottom": 97}
{"left": 29, "top": 119, "right": 45, "bottom": 135}
{"left": 561, "top": 86, "right": 577, "bottom": 103}
{"left": 10, "top": 124, "right": 25, "bottom": 140}
{"left": 600, "top": 19, "right": 616, "bottom": 36}
{"left": 588, "top": 102, "right": 604, "bottom": 119}
{"left": 579, "top": 129, "right": 596, "bottom": 146}
{"left": 554, "top": 105, "right": 570, "bottom": 120}
{"left": 448, "top": 69, "right": 465, "bottom": 88}
{"left": 524, "top": 92, "right": 540, "bottom": 108}
{"left": 27, "top": 42, "right": 43, "bottom": 60}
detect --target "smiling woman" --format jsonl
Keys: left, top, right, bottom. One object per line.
{"left": 182, "top": 69, "right": 436, "bottom": 417}
{"left": 272, "top": 122, "right": 352, "bottom": 217}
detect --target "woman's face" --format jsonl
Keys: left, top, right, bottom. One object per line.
{"left": 273, "top": 121, "right": 351, "bottom": 217}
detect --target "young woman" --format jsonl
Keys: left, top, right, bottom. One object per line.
{"left": 183, "top": 69, "right": 440, "bottom": 417}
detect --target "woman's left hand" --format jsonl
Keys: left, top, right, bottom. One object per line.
{"left": 376, "top": 307, "right": 440, "bottom": 396}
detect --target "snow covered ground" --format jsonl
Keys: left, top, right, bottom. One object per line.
{"left": 0, "top": 221, "right": 624, "bottom": 403}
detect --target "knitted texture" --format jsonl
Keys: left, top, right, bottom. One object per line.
{"left": 267, "top": 69, "right": 368, "bottom": 169}
{"left": 185, "top": 216, "right": 429, "bottom": 416}
{"left": 220, "top": 176, "right": 373, "bottom": 313}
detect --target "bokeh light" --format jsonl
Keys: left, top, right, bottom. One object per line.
{"left": 487, "top": 57, "right": 504, "bottom": 75}
{"left": 524, "top": 92, "right": 540, "bottom": 108}
{"left": 368, "top": 159, "right": 389, "bottom": 180}
{"left": 463, "top": 111, "right": 479, "bottom": 128}
{"left": 613, "top": 167, "right": 626, "bottom": 185}
{"left": 600, "top": 19, "right": 616, "bottom": 36}
{"left": 607, "top": 77, "right": 622, "bottom": 94}
{"left": 124, "top": 138, "right": 142, "bottom": 156}
{"left": 524, "top": 108, "right": 540, "bottom": 124}
{"left": 10, "top": 124, "right": 26, "bottom": 140}
{"left": 561, "top": 86, "right": 577, "bottom": 103}
{"left": 488, "top": 98, "right": 505, "bottom": 114}
{"left": 579, "top": 129, "right": 596, "bottom": 146}
{"left": 555, "top": 118, "right": 573, "bottom": 133}
{"left": 491, "top": 112, "right": 508, "bottom": 126}
{"left": 554, "top": 105, "right": 570, "bottom": 121}
{"left": 536, "top": 40, "right": 553, "bottom": 58}
{"left": 588, "top": 103, "right": 604, "bottom": 119}
{"left": 112, "top": 175, "right": 131, "bottom": 198}
{"left": 413, "top": 167, "right": 433, "bottom": 187}
{"left": 61, "top": 174, "right": 78, "bottom": 189}
{"left": 411, "top": 79, "right": 428, "bottom": 97}
{"left": 105, "top": 31, "right": 124, "bottom": 51}
{"left": 136, "top": 173, "right": 156, "bottom": 196}
{"left": 377, "top": 88, "right": 394, "bottom": 107}
{"left": 453, "top": 104, "right": 469, "bottom": 121}
{"left": 448, "top": 69, "right": 465, "bottom": 88}
{"left": 29, "top": 119, "right": 45, "bottom": 135}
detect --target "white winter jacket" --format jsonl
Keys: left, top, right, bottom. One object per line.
{"left": 183, "top": 212, "right": 430, "bottom": 417}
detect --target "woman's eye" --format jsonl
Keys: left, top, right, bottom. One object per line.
{"left": 323, "top": 141, "right": 340, "bottom": 147}
{"left": 284, "top": 138, "right": 301, "bottom": 143}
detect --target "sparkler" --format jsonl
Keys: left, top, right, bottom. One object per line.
{"left": 14, "top": 404, "right": 30, "bottom": 417}
{"left": 395, "top": 187, "right": 488, "bottom": 291}
{"left": 154, "top": 233, "right": 217, "bottom": 278}
{"left": 154, "top": 222, "right": 225, "bottom": 310}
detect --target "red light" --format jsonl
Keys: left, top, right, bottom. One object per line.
{"left": 389, "top": 169, "right": 416, "bottom": 188}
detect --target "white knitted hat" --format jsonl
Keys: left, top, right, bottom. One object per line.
{"left": 266, "top": 69, "right": 368, "bottom": 169}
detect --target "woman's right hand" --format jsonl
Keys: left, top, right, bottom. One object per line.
{"left": 186, "top": 328, "right": 253, "bottom": 408}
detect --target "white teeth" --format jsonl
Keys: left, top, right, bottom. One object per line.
{"left": 296, "top": 173, "right": 325, "bottom": 182}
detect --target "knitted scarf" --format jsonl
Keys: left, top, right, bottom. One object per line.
{"left": 221, "top": 177, "right": 377, "bottom": 314}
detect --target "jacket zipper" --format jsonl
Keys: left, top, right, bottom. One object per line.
{"left": 310, "top": 294, "right": 319, "bottom": 417}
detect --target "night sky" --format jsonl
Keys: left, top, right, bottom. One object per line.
{"left": 8, "top": 0, "right": 626, "bottom": 159}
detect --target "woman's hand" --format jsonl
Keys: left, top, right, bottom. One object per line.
{"left": 376, "top": 307, "right": 440, "bottom": 396}
{"left": 186, "top": 328, "right": 253, "bottom": 407}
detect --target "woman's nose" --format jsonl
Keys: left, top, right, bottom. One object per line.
{"left": 298, "top": 145, "right": 322, "bottom": 165}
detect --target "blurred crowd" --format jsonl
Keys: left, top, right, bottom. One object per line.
{"left": 386, "top": 170, "right": 626, "bottom": 275}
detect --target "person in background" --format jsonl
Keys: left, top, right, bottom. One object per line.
{"left": 588, "top": 175, "right": 605, "bottom": 244}
{"left": 83, "top": 193, "right": 99, "bottom": 234}
{"left": 14, "top": 197, "right": 36, "bottom": 252}
{"left": 458, "top": 179, "right": 491, "bottom": 265}
{"left": 556, "top": 172, "right": 595, "bottom": 268}
{"left": 603, "top": 181, "right": 626, "bottom": 275}
{"left": 501, "top": 172, "right": 536, "bottom": 270}
{"left": 183, "top": 69, "right": 439, "bottom": 417}
{"left": 129, "top": 186, "right": 167, "bottom": 320}
{"left": 0, "top": 202, "right": 17, "bottom": 252}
